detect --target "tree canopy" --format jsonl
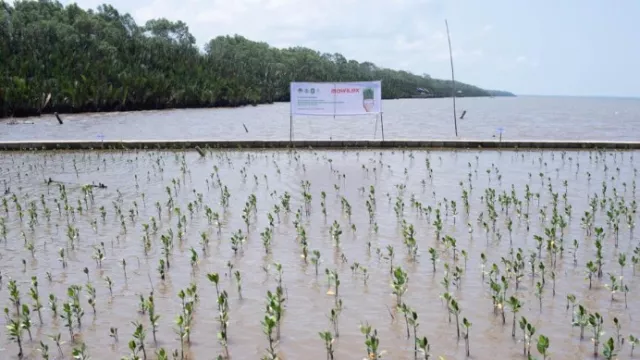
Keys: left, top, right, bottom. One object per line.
{"left": 0, "top": 0, "right": 513, "bottom": 118}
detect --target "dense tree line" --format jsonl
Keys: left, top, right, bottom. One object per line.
{"left": 0, "top": 0, "right": 512, "bottom": 118}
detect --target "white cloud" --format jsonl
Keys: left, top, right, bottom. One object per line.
{"left": 516, "top": 55, "right": 539, "bottom": 68}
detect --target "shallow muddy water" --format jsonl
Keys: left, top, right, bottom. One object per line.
{"left": 3, "top": 96, "right": 640, "bottom": 142}
{"left": 1, "top": 148, "right": 640, "bottom": 360}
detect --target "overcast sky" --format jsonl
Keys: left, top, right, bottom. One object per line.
{"left": 60, "top": 0, "right": 640, "bottom": 97}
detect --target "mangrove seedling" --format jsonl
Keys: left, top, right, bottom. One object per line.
{"left": 6, "top": 310, "right": 24, "bottom": 358}
{"left": 408, "top": 310, "right": 420, "bottom": 359}
{"left": 629, "top": 335, "right": 639, "bottom": 357}
{"left": 190, "top": 248, "right": 198, "bottom": 269}
{"left": 175, "top": 314, "right": 188, "bottom": 360}
{"left": 603, "top": 337, "right": 616, "bottom": 360}
{"left": 311, "top": 250, "right": 321, "bottom": 276}
{"left": 39, "top": 341, "right": 50, "bottom": 360}
{"left": 68, "top": 285, "right": 84, "bottom": 329}
{"left": 110, "top": 327, "right": 119, "bottom": 343}
{"left": 392, "top": 266, "right": 409, "bottom": 306}
{"left": 234, "top": 270, "right": 242, "bottom": 299}
{"left": 607, "top": 273, "right": 620, "bottom": 301}
{"left": 158, "top": 259, "right": 166, "bottom": 281}
{"left": 86, "top": 283, "right": 96, "bottom": 315}
{"left": 329, "top": 300, "right": 342, "bottom": 338}
{"left": 49, "top": 294, "right": 58, "bottom": 318}
{"left": 398, "top": 303, "right": 412, "bottom": 339}
{"left": 360, "top": 323, "right": 383, "bottom": 360}
{"left": 566, "top": 294, "right": 576, "bottom": 321}
{"left": 261, "top": 313, "right": 278, "bottom": 360}
{"left": 589, "top": 312, "right": 604, "bottom": 356}
{"left": 71, "top": 342, "right": 90, "bottom": 360}
{"left": 572, "top": 304, "right": 589, "bottom": 340}
{"left": 319, "top": 331, "right": 334, "bottom": 360}
{"left": 216, "top": 290, "right": 230, "bottom": 358}
{"left": 29, "top": 276, "right": 43, "bottom": 324}
{"left": 156, "top": 348, "right": 169, "bottom": 360}
{"left": 132, "top": 321, "right": 148, "bottom": 360}
{"left": 462, "top": 317, "right": 472, "bottom": 357}
{"left": 122, "top": 258, "right": 128, "bottom": 280}
{"left": 613, "top": 317, "right": 621, "bottom": 346}
{"left": 449, "top": 299, "right": 461, "bottom": 340}
{"left": 428, "top": 248, "right": 438, "bottom": 273}
{"left": 537, "top": 334, "right": 549, "bottom": 360}
{"left": 146, "top": 294, "right": 160, "bottom": 344}
{"left": 21, "top": 304, "right": 33, "bottom": 341}
{"left": 266, "top": 287, "right": 286, "bottom": 340}
{"left": 417, "top": 336, "right": 430, "bottom": 360}
{"left": 105, "top": 276, "right": 113, "bottom": 297}
{"left": 586, "top": 261, "right": 597, "bottom": 289}
{"left": 8, "top": 279, "right": 21, "bottom": 316}
{"left": 61, "top": 302, "right": 74, "bottom": 340}
{"left": 507, "top": 296, "right": 522, "bottom": 338}
{"left": 535, "top": 281, "right": 544, "bottom": 312}
{"left": 623, "top": 284, "right": 630, "bottom": 308}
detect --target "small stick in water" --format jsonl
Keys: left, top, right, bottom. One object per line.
{"left": 195, "top": 146, "right": 206, "bottom": 157}
{"left": 54, "top": 112, "right": 63, "bottom": 124}
{"left": 460, "top": 110, "right": 467, "bottom": 119}
{"left": 243, "top": 123, "right": 249, "bottom": 133}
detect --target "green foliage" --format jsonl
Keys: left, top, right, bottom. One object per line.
{"left": 537, "top": 334, "right": 549, "bottom": 359}
{"left": 0, "top": 1, "right": 499, "bottom": 118}
{"left": 602, "top": 337, "right": 616, "bottom": 360}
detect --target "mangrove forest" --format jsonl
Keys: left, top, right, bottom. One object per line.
{"left": 0, "top": 0, "right": 513, "bottom": 118}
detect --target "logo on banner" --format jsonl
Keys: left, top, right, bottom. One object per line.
{"left": 363, "top": 87, "right": 375, "bottom": 112}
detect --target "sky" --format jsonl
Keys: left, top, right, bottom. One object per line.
{"left": 59, "top": 0, "right": 640, "bottom": 97}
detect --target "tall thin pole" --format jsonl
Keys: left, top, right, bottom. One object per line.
{"left": 289, "top": 82, "right": 294, "bottom": 142}
{"left": 445, "top": 19, "right": 458, "bottom": 137}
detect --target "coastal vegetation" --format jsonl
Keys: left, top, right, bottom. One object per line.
{"left": 0, "top": 0, "right": 512, "bottom": 118}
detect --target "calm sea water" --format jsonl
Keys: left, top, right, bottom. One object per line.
{"left": 1, "top": 96, "right": 639, "bottom": 141}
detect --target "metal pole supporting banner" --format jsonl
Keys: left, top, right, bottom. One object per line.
{"left": 289, "top": 114, "right": 293, "bottom": 142}
{"left": 380, "top": 112, "right": 385, "bottom": 141}
{"left": 373, "top": 115, "right": 378, "bottom": 139}
{"left": 289, "top": 82, "right": 294, "bottom": 142}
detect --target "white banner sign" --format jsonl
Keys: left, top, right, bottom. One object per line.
{"left": 290, "top": 81, "right": 382, "bottom": 116}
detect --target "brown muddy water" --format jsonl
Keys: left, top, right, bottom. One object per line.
{"left": 3, "top": 96, "right": 640, "bottom": 142}
{"left": 1, "top": 148, "right": 639, "bottom": 360}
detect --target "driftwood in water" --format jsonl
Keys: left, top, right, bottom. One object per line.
{"left": 46, "top": 178, "right": 107, "bottom": 189}
{"left": 243, "top": 123, "right": 249, "bottom": 133}
{"left": 460, "top": 110, "right": 467, "bottom": 120}
{"left": 195, "top": 146, "right": 206, "bottom": 157}
{"left": 54, "top": 112, "right": 63, "bottom": 124}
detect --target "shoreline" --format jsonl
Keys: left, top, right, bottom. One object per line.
{"left": 0, "top": 139, "right": 638, "bottom": 151}
{"left": 1, "top": 95, "right": 514, "bottom": 120}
